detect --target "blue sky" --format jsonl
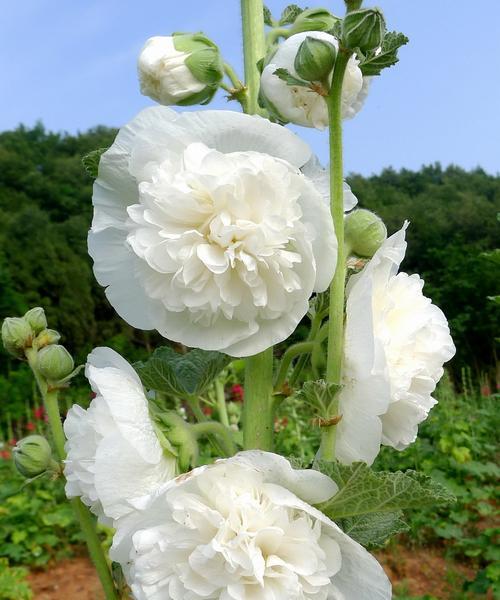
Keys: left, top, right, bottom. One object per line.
{"left": 1, "top": 0, "right": 499, "bottom": 175}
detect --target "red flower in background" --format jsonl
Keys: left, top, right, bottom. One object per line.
{"left": 202, "top": 405, "right": 213, "bottom": 417}
{"left": 0, "top": 450, "right": 10, "bottom": 460}
{"left": 33, "top": 406, "right": 45, "bottom": 420}
{"left": 26, "top": 422, "right": 36, "bottom": 432}
{"left": 8, "top": 439, "right": 17, "bottom": 447}
{"left": 231, "top": 384, "right": 244, "bottom": 403}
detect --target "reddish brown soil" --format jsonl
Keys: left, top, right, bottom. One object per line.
{"left": 28, "top": 546, "right": 477, "bottom": 599}
{"left": 375, "top": 545, "right": 476, "bottom": 599}
{"left": 28, "top": 557, "right": 103, "bottom": 600}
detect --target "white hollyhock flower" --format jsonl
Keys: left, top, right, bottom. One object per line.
{"left": 336, "top": 223, "right": 456, "bottom": 465}
{"left": 89, "top": 107, "right": 353, "bottom": 357}
{"left": 111, "top": 451, "right": 391, "bottom": 600}
{"left": 138, "top": 35, "right": 223, "bottom": 106}
{"left": 64, "top": 347, "right": 176, "bottom": 524}
{"left": 260, "top": 31, "right": 370, "bottom": 129}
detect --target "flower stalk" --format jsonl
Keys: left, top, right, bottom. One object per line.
{"left": 240, "top": 0, "right": 275, "bottom": 451}
{"left": 321, "top": 50, "right": 352, "bottom": 461}
{"left": 25, "top": 348, "right": 118, "bottom": 600}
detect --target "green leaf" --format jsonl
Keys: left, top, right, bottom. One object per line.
{"left": 82, "top": 147, "right": 108, "bottom": 179}
{"left": 263, "top": 6, "right": 273, "bottom": 26}
{"left": 273, "top": 67, "right": 310, "bottom": 88}
{"left": 359, "top": 31, "right": 409, "bottom": 76}
{"left": 339, "top": 511, "right": 409, "bottom": 547}
{"left": 279, "top": 4, "right": 304, "bottom": 26}
{"left": 296, "top": 380, "right": 341, "bottom": 415}
{"left": 316, "top": 461, "right": 456, "bottom": 519}
{"left": 134, "top": 346, "right": 231, "bottom": 397}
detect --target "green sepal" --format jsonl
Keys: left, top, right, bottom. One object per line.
{"left": 273, "top": 67, "right": 311, "bottom": 88}
{"left": 296, "top": 380, "right": 342, "bottom": 416}
{"left": 184, "top": 48, "right": 224, "bottom": 86}
{"left": 358, "top": 31, "right": 409, "bottom": 76}
{"left": 294, "top": 36, "right": 336, "bottom": 82}
{"left": 82, "top": 148, "right": 108, "bottom": 179}
{"left": 172, "top": 32, "right": 218, "bottom": 53}
{"left": 291, "top": 8, "right": 339, "bottom": 34}
{"left": 175, "top": 85, "right": 218, "bottom": 107}
{"left": 134, "top": 346, "right": 231, "bottom": 397}
{"left": 279, "top": 4, "right": 304, "bottom": 26}
{"left": 263, "top": 6, "right": 274, "bottom": 27}
{"left": 341, "top": 8, "right": 386, "bottom": 53}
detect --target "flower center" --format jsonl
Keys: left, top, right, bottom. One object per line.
{"left": 125, "top": 143, "right": 309, "bottom": 324}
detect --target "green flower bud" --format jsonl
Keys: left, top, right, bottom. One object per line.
{"left": 160, "top": 412, "right": 198, "bottom": 472}
{"left": 290, "top": 8, "right": 339, "bottom": 34}
{"left": 2, "top": 317, "right": 32, "bottom": 357}
{"left": 294, "top": 36, "right": 336, "bottom": 82}
{"left": 342, "top": 8, "right": 386, "bottom": 53}
{"left": 13, "top": 435, "right": 53, "bottom": 478}
{"left": 35, "top": 328, "right": 61, "bottom": 349}
{"left": 37, "top": 344, "right": 74, "bottom": 382}
{"left": 345, "top": 209, "right": 387, "bottom": 258}
{"left": 23, "top": 307, "right": 47, "bottom": 335}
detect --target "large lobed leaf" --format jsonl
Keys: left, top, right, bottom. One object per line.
{"left": 134, "top": 346, "right": 230, "bottom": 397}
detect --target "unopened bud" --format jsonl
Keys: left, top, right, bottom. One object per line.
{"left": 294, "top": 36, "right": 336, "bottom": 82}
{"left": 23, "top": 307, "right": 47, "bottom": 335}
{"left": 2, "top": 317, "right": 32, "bottom": 357}
{"left": 13, "top": 435, "right": 53, "bottom": 478}
{"left": 342, "top": 8, "right": 386, "bottom": 53}
{"left": 35, "top": 329, "right": 61, "bottom": 349}
{"left": 290, "top": 8, "right": 339, "bottom": 34}
{"left": 345, "top": 209, "right": 387, "bottom": 258}
{"left": 37, "top": 345, "right": 74, "bottom": 382}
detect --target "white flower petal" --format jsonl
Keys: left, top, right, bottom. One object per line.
{"left": 90, "top": 108, "right": 337, "bottom": 357}
{"left": 111, "top": 452, "right": 390, "bottom": 599}
{"left": 64, "top": 348, "right": 176, "bottom": 523}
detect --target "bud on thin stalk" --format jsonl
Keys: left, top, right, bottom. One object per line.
{"left": 2, "top": 317, "right": 32, "bottom": 357}
{"left": 37, "top": 344, "right": 74, "bottom": 383}
{"left": 294, "top": 36, "right": 337, "bottom": 82}
{"left": 23, "top": 307, "right": 47, "bottom": 335}
{"left": 342, "top": 8, "right": 386, "bottom": 53}
{"left": 344, "top": 208, "right": 387, "bottom": 257}
{"left": 13, "top": 435, "right": 55, "bottom": 478}
{"left": 290, "top": 8, "right": 339, "bottom": 34}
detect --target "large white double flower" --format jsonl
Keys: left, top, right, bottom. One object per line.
{"left": 89, "top": 107, "right": 355, "bottom": 357}
{"left": 64, "top": 347, "right": 176, "bottom": 524}
{"left": 336, "top": 224, "right": 456, "bottom": 465}
{"left": 260, "top": 31, "right": 370, "bottom": 129}
{"left": 111, "top": 451, "right": 391, "bottom": 600}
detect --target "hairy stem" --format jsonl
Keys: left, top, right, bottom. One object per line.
{"left": 191, "top": 421, "right": 236, "bottom": 457}
{"left": 240, "top": 0, "right": 266, "bottom": 114}
{"left": 215, "top": 379, "right": 229, "bottom": 427}
{"left": 321, "top": 51, "right": 351, "bottom": 461}
{"left": 240, "top": 0, "right": 275, "bottom": 451}
{"left": 274, "top": 342, "right": 315, "bottom": 391}
{"left": 243, "top": 347, "right": 274, "bottom": 450}
{"left": 25, "top": 349, "right": 118, "bottom": 600}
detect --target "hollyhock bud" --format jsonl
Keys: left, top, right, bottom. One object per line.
{"left": 35, "top": 328, "right": 61, "bottom": 349}
{"left": 138, "top": 33, "right": 223, "bottom": 106}
{"left": 37, "top": 345, "right": 74, "bottom": 382}
{"left": 290, "top": 8, "right": 339, "bottom": 34}
{"left": 23, "top": 307, "right": 47, "bottom": 335}
{"left": 342, "top": 8, "right": 386, "bottom": 53}
{"left": 344, "top": 208, "right": 387, "bottom": 258}
{"left": 294, "top": 36, "right": 337, "bottom": 82}
{"left": 13, "top": 435, "right": 54, "bottom": 478}
{"left": 2, "top": 317, "right": 32, "bottom": 357}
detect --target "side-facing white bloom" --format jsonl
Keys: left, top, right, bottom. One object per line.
{"left": 89, "top": 107, "right": 354, "bottom": 357}
{"left": 138, "top": 34, "right": 223, "bottom": 106}
{"left": 260, "top": 31, "right": 370, "bottom": 129}
{"left": 111, "top": 451, "right": 391, "bottom": 600}
{"left": 336, "top": 224, "right": 456, "bottom": 465}
{"left": 64, "top": 347, "right": 176, "bottom": 524}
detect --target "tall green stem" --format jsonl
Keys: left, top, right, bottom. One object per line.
{"left": 320, "top": 52, "right": 351, "bottom": 461}
{"left": 25, "top": 349, "right": 118, "bottom": 600}
{"left": 240, "top": 0, "right": 274, "bottom": 451}
{"left": 240, "top": 0, "right": 266, "bottom": 114}
{"left": 243, "top": 347, "right": 274, "bottom": 450}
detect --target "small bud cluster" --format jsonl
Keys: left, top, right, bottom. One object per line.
{"left": 2, "top": 307, "right": 76, "bottom": 384}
